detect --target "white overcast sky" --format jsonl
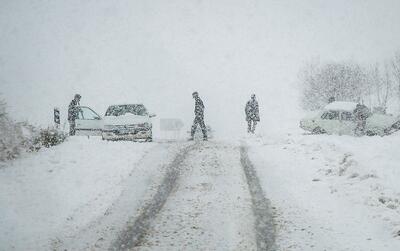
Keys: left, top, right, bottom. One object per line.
{"left": 1, "top": 0, "right": 400, "bottom": 135}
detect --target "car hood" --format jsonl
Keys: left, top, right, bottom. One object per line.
{"left": 103, "top": 114, "right": 150, "bottom": 125}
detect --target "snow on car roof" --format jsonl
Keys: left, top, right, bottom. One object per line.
{"left": 324, "top": 101, "right": 358, "bottom": 112}
{"left": 107, "top": 103, "right": 144, "bottom": 107}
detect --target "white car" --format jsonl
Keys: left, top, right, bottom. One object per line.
{"left": 300, "top": 101, "right": 400, "bottom": 136}
{"left": 74, "top": 104, "right": 155, "bottom": 141}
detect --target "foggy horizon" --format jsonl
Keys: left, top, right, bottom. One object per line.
{"left": 1, "top": 0, "right": 400, "bottom": 136}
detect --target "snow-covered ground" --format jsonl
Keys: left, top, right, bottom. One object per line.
{"left": 135, "top": 142, "right": 256, "bottom": 250}
{"left": 2, "top": 129, "right": 400, "bottom": 251}
{"left": 247, "top": 130, "right": 400, "bottom": 250}
{"left": 1, "top": 137, "right": 262, "bottom": 251}
{"left": 0, "top": 137, "right": 186, "bottom": 250}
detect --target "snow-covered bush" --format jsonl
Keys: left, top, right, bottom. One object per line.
{"left": 37, "top": 127, "right": 67, "bottom": 148}
{"left": 0, "top": 99, "right": 67, "bottom": 161}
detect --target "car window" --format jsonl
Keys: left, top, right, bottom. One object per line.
{"left": 321, "top": 111, "right": 339, "bottom": 120}
{"left": 77, "top": 107, "right": 99, "bottom": 120}
{"left": 341, "top": 111, "right": 354, "bottom": 121}
{"left": 105, "top": 105, "right": 148, "bottom": 116}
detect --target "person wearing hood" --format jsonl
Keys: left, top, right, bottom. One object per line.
{"left": 68, "top": 94, "right": 81, "bottom": 136}
{"left": 245, "top": 94, "right": 260, "bottom": 133}
{"left": 190, "top": 92, "right": 207, "bottom": 141}
{"left": 354, "top": 103, "right": 370, "bottom": 136}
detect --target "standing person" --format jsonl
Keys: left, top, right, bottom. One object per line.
{"left": 245, "top": 94, "right": 260, "bottom": 133}
{"left": 190, "top": 91, "right": 207, "bottom": 141}
{"left": 68, "top": 94, "right": 81, "bottom": 136}
{"left": 354, "top": 103, "right": 370, "bottom": 136}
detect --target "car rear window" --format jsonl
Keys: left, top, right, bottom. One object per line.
{"left": 105, "top": 105, "right": 148, "bottom": 116}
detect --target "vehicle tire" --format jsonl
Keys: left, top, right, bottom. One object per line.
{"left": 312, "top": 127, "right": 326, "bottom": 134}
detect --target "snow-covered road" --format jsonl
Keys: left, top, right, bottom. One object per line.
{"left": 0, "top": 137, "right": 191, "bottom": 250}
{"left": 0, "top": 138, "right": 275, "bottom": 251}
{"left": 2, "top": 133, "right": 400, "bottom": 251}
{"left": 127, "top": 142, "right": 259, "bottom": 251}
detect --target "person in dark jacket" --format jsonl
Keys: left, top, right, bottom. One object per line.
{"left": 354, "top": 103, "right": 370, "bottom": 136}
{"left": 68, "top": 94, "right": 81, "bottom": 136}
{"left": 190, "top": 92, "right": 207, "bottom": 140}
{"left": 245, "top": 94, "right": 260, "bottom": 133}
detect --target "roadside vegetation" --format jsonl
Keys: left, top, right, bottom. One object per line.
{"left": 0, "top": 97, "right": 67, "bottom": 162}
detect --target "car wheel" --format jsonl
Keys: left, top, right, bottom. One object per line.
{"left": 312, "top": 127, "right": 326, "bottom": 134}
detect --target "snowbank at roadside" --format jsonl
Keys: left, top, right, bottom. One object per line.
{"left": 246, "top": 131, "right": 400, "bottom": 250}
{"left": 0, "top": 137, "right": 164, "bottom": 250}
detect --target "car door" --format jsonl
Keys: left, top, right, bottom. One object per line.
{"left": 319, "top": 110, "right": 341, "bottom": 134}
{"left": 75, "top": 106, "right": 103, "bottom": 136}
{"left": 340, "top": 111, "right": 357, "bottom": 135}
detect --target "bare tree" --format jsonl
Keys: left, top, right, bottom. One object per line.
{"left": 382, "top": 62, "right": 392, "bottom": 111}
{"left": 392, "top": 52, "right": 400, "bottom": 110}
{"left": 300, "top": 61, "right": 368, "bottom": 110}
{"left": 366, "top": 62, "right": 392, "bottom": 113}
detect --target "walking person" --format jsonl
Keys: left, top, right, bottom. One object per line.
{"left": 190, "top": 92, "right": 207, "bottom": 141}
{"left": 68, "top": 94, "right": 81, "bottom": 136}
{"left": 245, "top": 94, "right": 260, "bottom": 134}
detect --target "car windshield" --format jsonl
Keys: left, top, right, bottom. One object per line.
{"left": 105, "top": 104, "right": 148, "bottom": 116}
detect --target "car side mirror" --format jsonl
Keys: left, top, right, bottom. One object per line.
{"left": 149, "top": 113, "right": 156, "bottom": 118}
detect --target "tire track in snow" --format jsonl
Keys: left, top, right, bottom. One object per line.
{"left": 109, "top": 143, "right": 196, "bottom": 251}
{"left": 134, "top": 142, "right": 256, "bottom": 250}
{"left": 240, "top": 145, "right": 277, "bottom": 251}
